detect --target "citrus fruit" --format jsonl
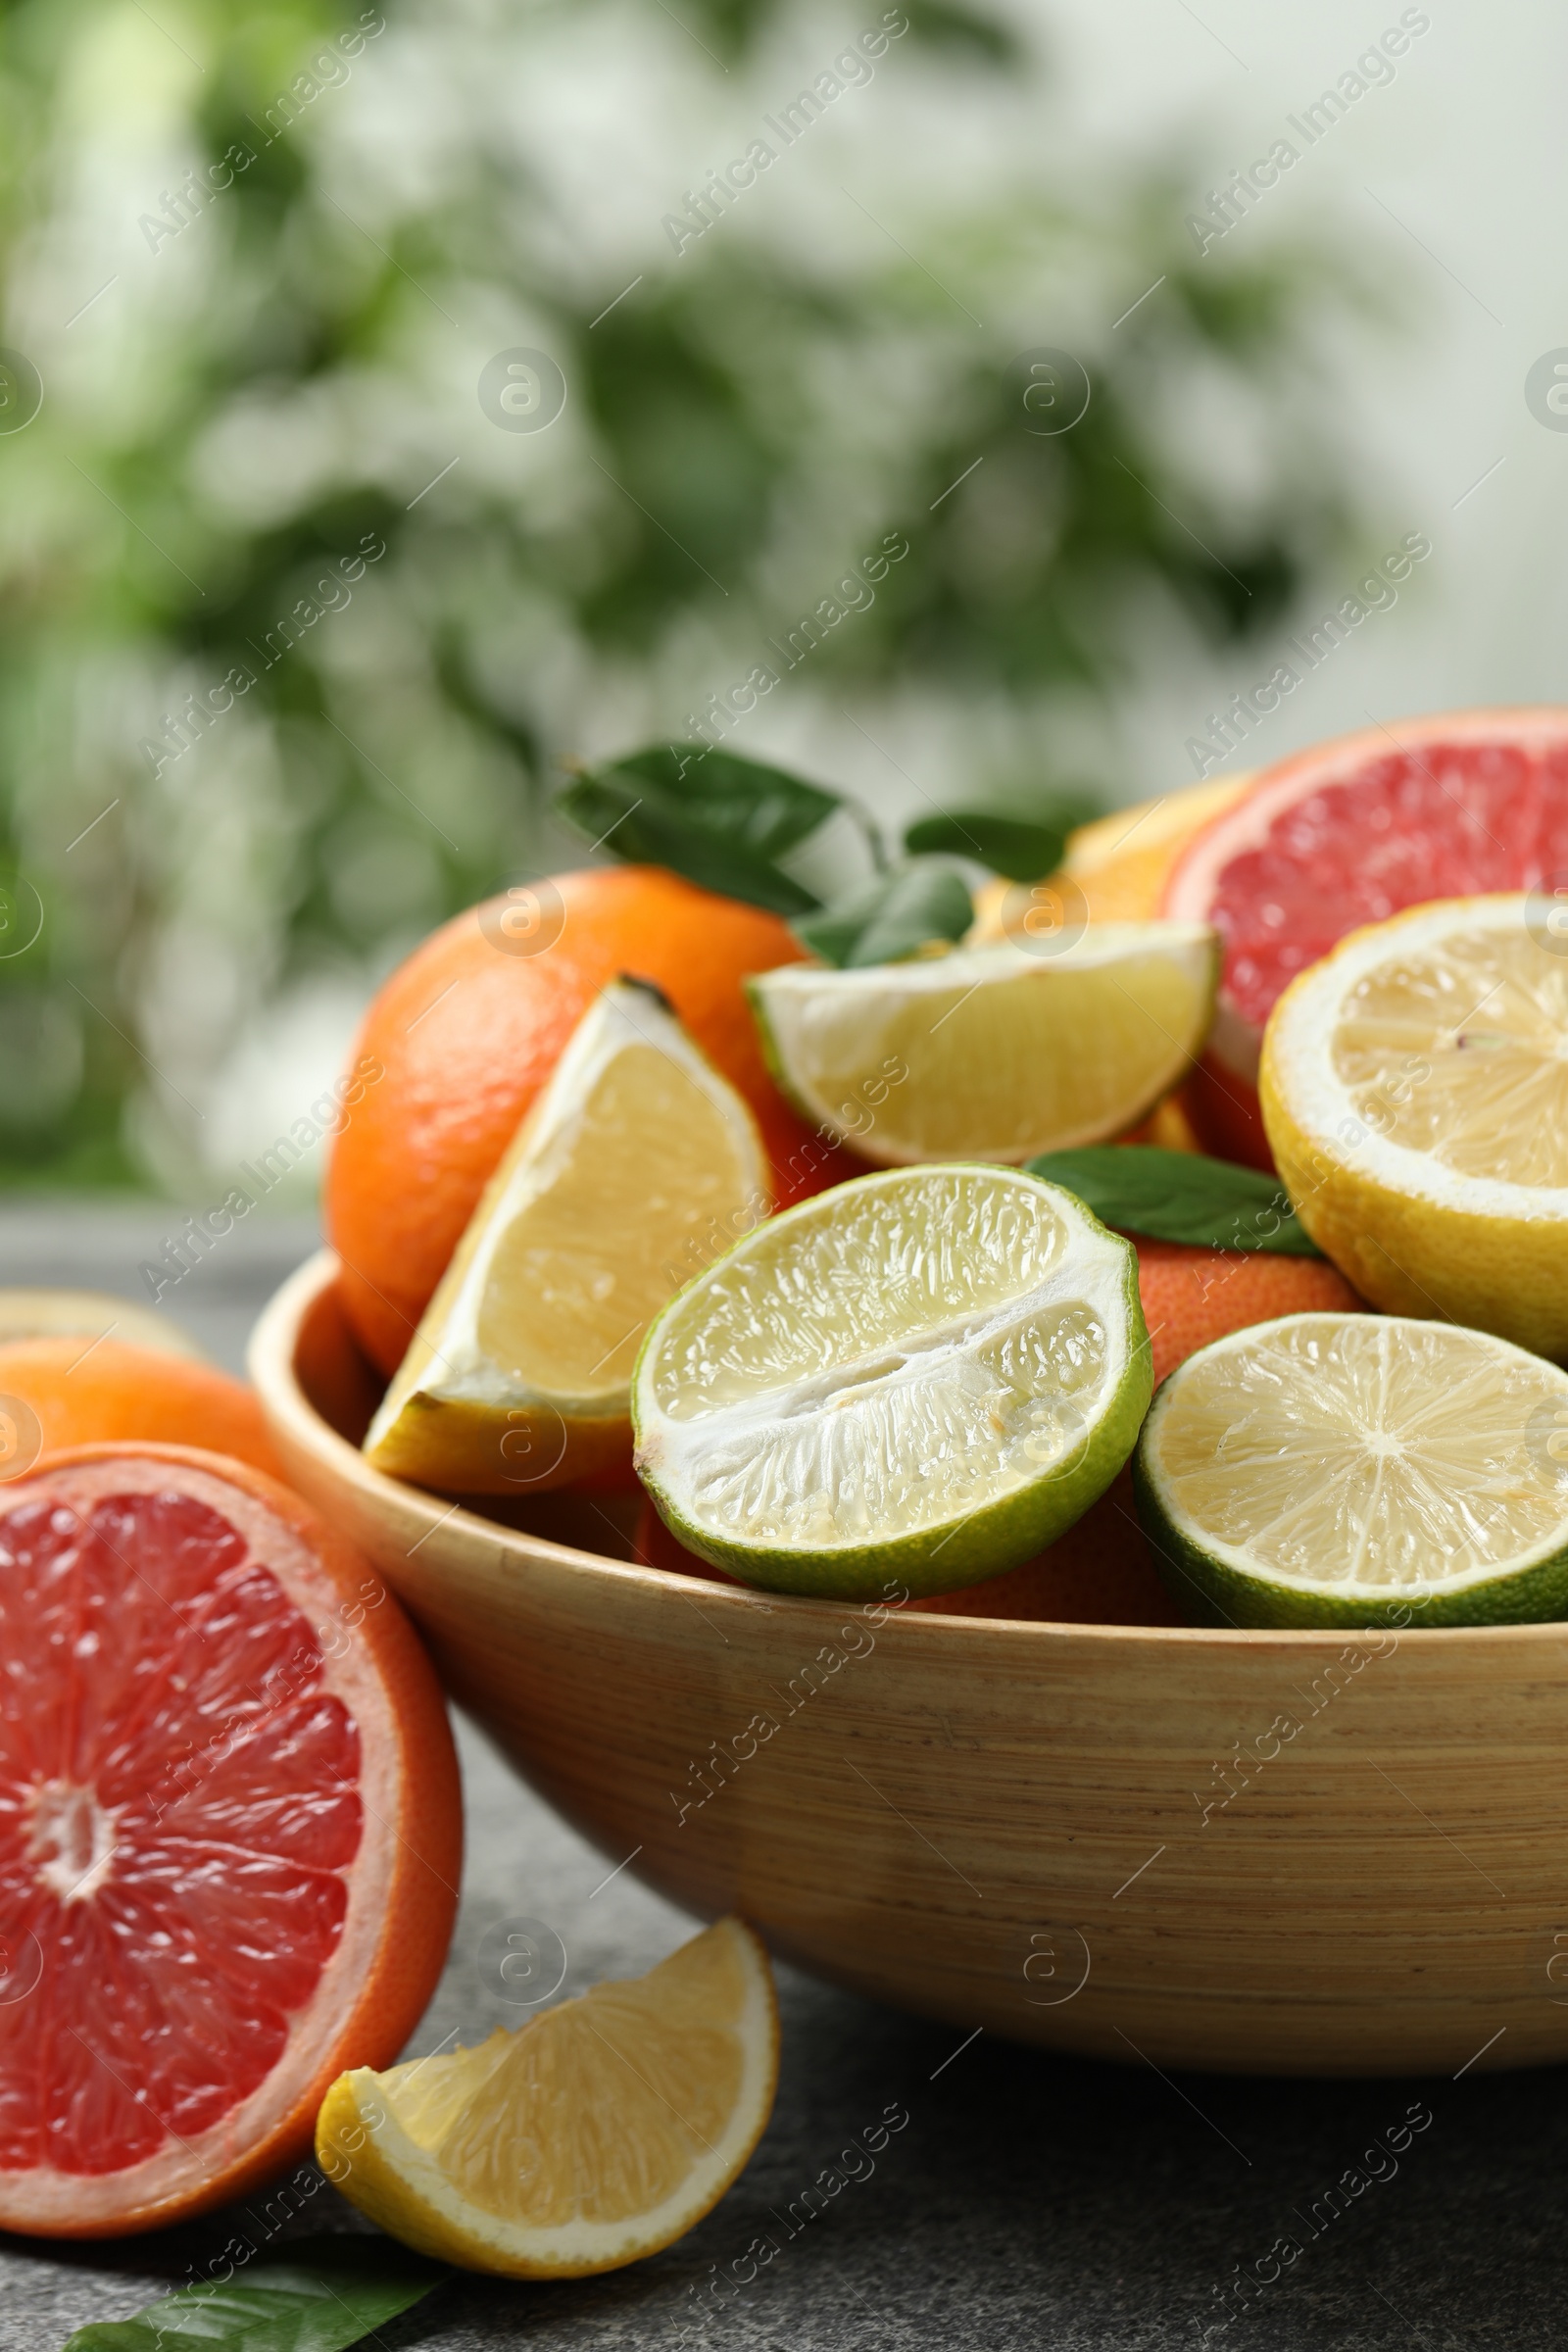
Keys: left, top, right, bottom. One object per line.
{"left": 326, "top": 866, "right": 858, "bottom": 1375}
{"left": 0, "top": 1336, "right": 284, "bottom": 1485}
{"left": 317, "top": 1916, "right": 777, "bottom": 2278}
{"left": 1134, "top": 1238, "right": 1363, "bottom": 1389}
{"left": 365, "top": 979, "right": 768, "bottom": 1494}
{"left": 966, "top": 771, "right": 1255, "bottom": 939}
{"left": 0, "top": 1443, "right": 461, "bottom": 2237}
{"left": 747, "top": 925, "right": 1219, "bottom": 1165}
{"left": 1260, "top": 894, "right": 1568, "bottom": 1357}
{"left": 632, "top": 1165, "right": 1152, "bottom": 1597}
{"left": 1135, "top": 1311, "right": 1568, "bottom": 1626}
{"left": 0, "top": 1291, "right": 204, "bottom": 1357}
{"left": 1162, "top": 707, "right": 1568, "bottom": 1167}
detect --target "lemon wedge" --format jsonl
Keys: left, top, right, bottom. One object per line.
{"left": 364, "top": 979, "right": 769, "bottom": 1493}
{"left": 633, "top": 1163, "right": 1151, "bottom": 1597}
{"left": 747, "top": 924, "right": 1218, "bottom": 1165}
{"left": 1261, "top": 895, "right": 1568, "bottom": 1356}
{"left": 317, "top": 1918, "right": 778, "bottom": 2278}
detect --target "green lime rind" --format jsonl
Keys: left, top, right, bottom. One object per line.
{"left": 1133, "top": 1416, "right": 1568, "bottom": 1633}
{"left": 743, "top": 971, "right": 821, "bottom": 1138}
{"left": 634, "top": 1171, "right": 1152, "bottom": 1601}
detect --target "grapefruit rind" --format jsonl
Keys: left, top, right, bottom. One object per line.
{"left": 632, "top": 1167, "right": 1152, "bottom": 1598}
{"left": 1135, "top": 1312, "right": 1568, "bottom": 1628}
{"left": 316, "top": 1918, "right": 779, "bottom": 2278}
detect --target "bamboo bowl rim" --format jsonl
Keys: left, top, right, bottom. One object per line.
{"left": 251, "top": 1248, "right": 1563, "bottom": 1656}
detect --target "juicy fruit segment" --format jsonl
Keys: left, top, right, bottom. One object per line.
{"left": 318, "top": 1918, "right": 778, "bottom": 2278}
{"left": 1261, "top": 896, "right": 1568, "bottom": 1357}
{"left": 1134, "top": 1239, "right": 1363, "bottom": 1389}
{"left": 326, "top": 866, "right": 859, "bottom": 1376}
{"left": 634, "top": 1166, "right": 1152, "bottom": 1597}
{"left": 748, "top": 925, "right": 1219, "bottom": 1165}
{"left": 1137, "top": 1313, "right": 1568, "bottom": 1627}
{"left": 1162, "top": 709, "right": 1568, "bottom": 1163}
{"left": 0, "top": 1446, "right": 461, "bottom": 2236}
{"left": 1327, "top": 920, "right": 1568, "bottom": 1182}
{"left": 365, "top": 981, "right": 768, "bottom": 1494}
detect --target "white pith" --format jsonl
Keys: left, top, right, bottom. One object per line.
{"left": 1143, "top": 1311, "right": 1568, "bottom": 1599}
{"left": 1267, "top": 895, "right": 1568, "bottom": 1219}
{"left": 751, "top": 926, "right": 1218, "bottom": 1163}
{"left": 634, "top": 1167, "right": 1138, "bottom": 1556}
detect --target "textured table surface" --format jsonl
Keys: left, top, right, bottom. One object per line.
{"left": 1, "top": 1203, "right": 1564, "bottom": 2350}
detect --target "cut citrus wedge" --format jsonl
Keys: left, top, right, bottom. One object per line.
{"left": 1260, "top": 895, "right": 1568, "bottom": 1356}
{"left": 365, "top": 979, "right": 769, "bottom": 1494}
{"left": 632, "top": 1165, "right": 1152, "bottom": 1597}
{"left": 0, "top": 1443, "right": 461, "bottom": 2238}
{"left": 316, "top": 1916, "right": 778, "bottom": 2278}
{"left": 747, "top": 925, "right": 1218, "bottom": 1166}
{"left": 1135, "top": 1311, "right": 1568, "bottom": 1627}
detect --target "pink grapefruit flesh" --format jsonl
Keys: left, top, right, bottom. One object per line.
{"left": 0, "top": 1446, "right": 461, "bottom": 2236}
{"left": 1162, "top": 707, "right": 1568, "bottom": 1166}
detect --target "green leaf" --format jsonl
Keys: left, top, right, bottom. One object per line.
{"left": 902, "top": 810, "right": 1069, "bottom": 882}
{"left": 794, "top": 864, "right": 973, "bottom": 968}
{"left": 557, "top": 744, "right": 843, "bottom": 915}
{"left": 1025, "top": 1146, "right": 1324, "bottom": 1256}
{"left": 63, "top": 2237, "right": 445, "bottom": 2351}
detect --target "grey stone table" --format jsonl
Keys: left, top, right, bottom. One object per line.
{"left": 0, "top": 1204, "right": 1564, "bottom": 2350}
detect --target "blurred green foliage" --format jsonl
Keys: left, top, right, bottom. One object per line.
{"left": 0, "top": 0, "right": 1371, "bottom": 1191}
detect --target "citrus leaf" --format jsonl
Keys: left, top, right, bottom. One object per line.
{"left": 557, "top": 745, "right": 842, "bottom": 914}
{"left": 62, "top": 2237, "right": 445, "bottom": 2351}
{"left": 902, "top": 810, "right": 1068, "bottom": 882}
{"left": 794, "top": 864, "right": 973, "bottom": 968}
{"left": 1026, "top": 1146, "right": 1324, "bottom": 1256}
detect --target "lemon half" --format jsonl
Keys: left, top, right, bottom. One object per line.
{"left": 633, "top": 1164, "right": 1151, "bottom": 1597}
{"left": 365, "top": 978, "right": 769, "bottom": 1493}
{"left": 318, "top": 1918, "right": 778, "bottom": 2278}
{"left": 1261, "top": 895, "right": 1568, "bottom": 1357}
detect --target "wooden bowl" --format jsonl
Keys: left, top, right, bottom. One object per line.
{"left": 251, "top": 1251, "right": 1568, "bottom": 2078}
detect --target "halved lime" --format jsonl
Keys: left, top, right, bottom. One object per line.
{"left": 1135, "top": 1310, "right": 1568, "bottom": 1627}
{"left": 632, "top": 1165, "right": 1151, "bottom": 1598}
{"left": 747, "top": 924, "right": 1218, "bottom": 1166}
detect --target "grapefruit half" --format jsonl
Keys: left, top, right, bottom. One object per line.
{"left": 0, "top": 1444, "right": 461, "bottom": 2237}
{"left": 1161, "top": 707, "right": 1568, "bottom": 1165}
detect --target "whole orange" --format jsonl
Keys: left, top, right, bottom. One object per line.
{"left": 327, "top": 866, "right": 858, "bottom": 1375}
{"left": 1136, "top": 1240, "right": 1364, "bottom": 1391}
{"left": 0, "top": 1336, "right": 285, "bottom": 1483}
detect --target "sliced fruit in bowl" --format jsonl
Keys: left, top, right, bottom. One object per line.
{"left": 1136, "top": 1312, "right": 1568, "bottom": 1628}
{"left": 365, "top": 978, "right": 769, "bottom": 1494}
{"left": 633, "top": 1164, "right": 1151, "bottom": 1598}
{"left": 748, "top": 923, "right": 1218, "bottom": 1165}
{"left": 1162, "top": 705, "right": 1568, "bottom": 1166}
{"left": 0, "top": 1443, "right": 461, "bottom": 2237}
{"left": 1262, "top": 893, "right": 1568, "bottom": 1356}
{"left": 318, "top": 1917, "right": 777, "bottom": 2278}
